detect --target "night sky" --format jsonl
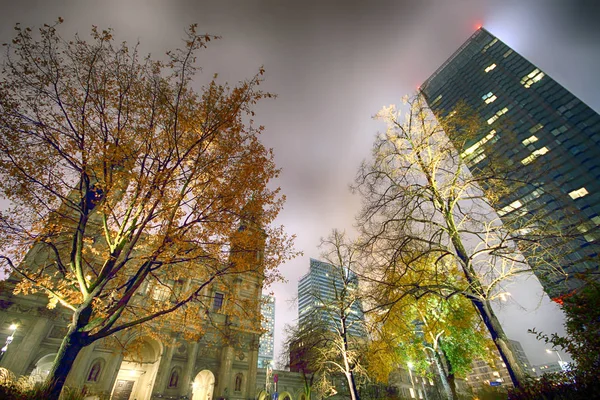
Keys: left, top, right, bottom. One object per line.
{"left": 1, "top": 0, "right": 599, "bottom": 368}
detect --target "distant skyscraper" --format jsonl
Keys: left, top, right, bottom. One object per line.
{"left": 509, "top": 339, "right": 532, "bottom": 374}
{"left": 421, "top": 27, "right": 600, "bottom": 300}
{"left": 258, "top": 295, "right": 275, "bottom": 368}
{"left": 533, "top": 362, "right": 565, "bottom": 377}
{"left": 298, "top": 258, "right": 366, "bottom": 338}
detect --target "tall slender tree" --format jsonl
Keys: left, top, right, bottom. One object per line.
{"left": 354, "top": 95, "right": 566, "bottom": 387}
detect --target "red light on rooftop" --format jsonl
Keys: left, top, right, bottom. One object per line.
{"left": 474, "top": 22, "right": 483, "bottom": 30}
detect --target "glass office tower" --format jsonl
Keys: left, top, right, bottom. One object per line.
{"left": 420, "top": 28, "right": 600, "bottom": 300}
{"left": 298, "top": 258, "right": 366, "bottom": 337}
{"left": 258, "top": 295, "right": 275, "bottom": 368}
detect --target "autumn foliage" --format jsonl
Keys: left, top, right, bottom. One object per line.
{"left": 0, "top": 20, "right": 295, "bottom": 398}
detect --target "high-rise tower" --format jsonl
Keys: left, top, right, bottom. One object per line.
{"left": 420, "top": 27, "right": 600, "bottom": 300}
{"left": 298, "top": 258, "right": 366, "bottom": 338}
{"left": 258, "top": 295, "right": 275, "bottom": 368}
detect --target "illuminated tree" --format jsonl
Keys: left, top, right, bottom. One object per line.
{"left": 353, "top": 94, "right": 566, "bottom": 387}
{"left": 364, "top": 253, "right": 489, "bottom": 400}
{"left": 0, "top": 20, "right": 296, "bottom": 399}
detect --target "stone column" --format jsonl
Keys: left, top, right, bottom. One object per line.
{"left": 64, "top": 343, "right": 96, "bottom": 387}
{"left": 151, "top": 338, "right": 177, "bottom": 396}
{"left": 101, "top": 351, "right": 123, "bottom": 396}
{"left": 2, "top": 317, "right": 51, "bottom": 376}
{"left": 216, "top": 345, "right": 234, "bottom": 397}
{"left": 246, "top": 336, "right": 259, "bottom": 399}
{"left": 179, "top": 341, "right": 199, "bottom": 398}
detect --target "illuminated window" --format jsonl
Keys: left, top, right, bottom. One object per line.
{"left": 592, "top": 216, "right": 600, "bottom": 225}
{"left": 482, "top": 38, "right": 498, "bottom": 52}
{"left": 432, "top": 94, "right": 443, "bottom": 105}
{"left": 521, "top": 68, "right": 545, "bottom": 88}
{"left": 503, "top": 49, "right": 513, "bottom": 58}
{"left": 522, "top": 135, "right": 538, "bottom": 146}
{"left": 482, "top": 91, "right": 497, "bottom": 104}
{"left": 569, "top": 187, "right": 589, "bottom": 200}
{"left": 487, "top": 108, "right": 509, "bottom": 125}
{"left": 577, "top": 222, "right": 600, "bottom": 242}
{"left": 461, "top": 130, "right": 496, "bottom": 158}
{"left": 577, "top": 223, "right": 591, "bottom": 234}
{"left": 521, "top": 147, "right": 549, "bottom": 165}
{"left": 470, "top": 153, "right": 487, "bottom": 165}
{"left": 529, "top": 123, "right": 544, "bottom": 134}
{"left": 151, "top": 284, "right": 170, "bottom": 302}
{"left": 521, "top": 188, "right": 544, "bottom": 203}
{"left": 484, "top": 63, "right": 497, "bottom": 73}
{"left": 498, "top": 200, "right": 523, "bottom": 216}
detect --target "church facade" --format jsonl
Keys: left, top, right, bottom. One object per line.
{"left": 0, "top": 268, "right": 264, "bottom": 400}
{"left": 0, "top": 206, "right": 267, "bottom": 400}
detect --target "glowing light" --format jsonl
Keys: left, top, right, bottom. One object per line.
{"left": 129, "top": 370, "right": 137, "bottom": 377}
{"left": 407, "top": 362, "right": 414, "bottom": 369}
{"left": 9, "top": 324, "right": 17, "bottom": 331}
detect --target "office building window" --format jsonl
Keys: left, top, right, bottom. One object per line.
{"left": 569, "top": 187, "right": 589, "bottom": 200}
{"left": 521, "top": 68, "right": 545, "bottom": 88}
{"left": 482, "top": 92, "right": 497, "bottom": 104}
{"left": 484, "top": 63, "right": 497, "bottom": 73}
{"left": 522, "top": 135, "right": 539, "bottom": 146}
{"left": 521, "top": 147, "right": 549, "bottom": 165}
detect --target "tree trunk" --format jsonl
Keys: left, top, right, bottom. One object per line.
{"left": 472, "top": 298, "right": 527, "bottom": 387}
{"left": 447, "top": 373, "right": 457, "bottom": 400}
{"left": 444, "top": 211, "right": 526, "bottom": 388}
{"left": 345, "top": 371, "right": 361, "bottom": 400}
{"left": 438, "top": 345, "right": 459, "bottom": 400}
{"left": 433, "top": 348, "right": 456, "bottom": 400}
{"left": 43, "top": 323, "right": 87, "bottom": 399}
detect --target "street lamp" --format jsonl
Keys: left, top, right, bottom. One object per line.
{"left": 545, "top": 349, "right": 563, "bottom": 363}
{"left": 546, "top": 349, "right": 566, "bottom": 370}
{"left": 0, "top": 324, "right": 18, "bottom": 361}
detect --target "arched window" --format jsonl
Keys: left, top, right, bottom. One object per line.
{"left": 234, "top": 373, "right": 243, "bottom": 392}
{"left": 86, "top": 359, "right": 103, "bottom": 382}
